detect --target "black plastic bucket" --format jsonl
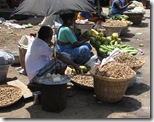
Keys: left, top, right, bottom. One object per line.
{"left": 41, "top": 84, "right": 67, "bottom": 113}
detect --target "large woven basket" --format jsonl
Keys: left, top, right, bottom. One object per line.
{"left": 93, "top": 73, "right": 135, "bottom": 103}
{"left": 123, "top": 13, "right": 144, "bottom": 25}
{"left": 132, "top": 58, "right": 145, "bottom": 71}
{"left": 103, "top": 26, "right": 127, "bottom": 36}
{"left": 75, "top": 22, "right": 95, "bottom": 30}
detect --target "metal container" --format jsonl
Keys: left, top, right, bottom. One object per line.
{"left": 12, "top": 51, "right": 20, "bottom": 65}
{"left": 0, "top": 65, "right": 9, "bottom": 83}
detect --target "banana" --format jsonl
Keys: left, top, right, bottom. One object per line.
{"left": 91, "top": 29, "right": 99, "bottom": 38}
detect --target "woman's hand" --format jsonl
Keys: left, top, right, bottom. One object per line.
{"left": 128, "top": 1, "right": 133, "bottom": 5}
{"left": 78, "top": 32, "right": 90, "bottom": 42}
{"left": 72, "top": 64, "right": 80, "bottom": 73}
{"left": 48, "top": 41, "right": 54, "bottom": 47}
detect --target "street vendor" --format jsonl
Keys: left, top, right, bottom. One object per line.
{"left": 25, "top": 26, "right": 80, "bottom": 84}
{"left": 56, "top": 13, "right": 92, "bottom": 65}
{"left": 109, "top": 0, "right": 133, "bottom": 16}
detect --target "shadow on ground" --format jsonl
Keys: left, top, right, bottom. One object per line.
{"left": 25, "top": 86, "right": 142, "bottom": 119}
{"left": 126, "top": 82, "right": 150, "bottom": 96}
{"left": 131, "top": 22, "right": 149, "bottom": 28}
{"left": 0, "top": 98, "right": 25, "bottom": 113}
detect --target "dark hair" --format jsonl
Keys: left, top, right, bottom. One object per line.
{"left": 38, "top": 26, "right": 53, "bottom": 40}
{"left": 60, "top": 13, "right": 76, "bottom": 23}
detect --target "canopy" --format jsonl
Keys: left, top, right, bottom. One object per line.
{"left": 12, "top": 0, "right": 96, "bottom": 16}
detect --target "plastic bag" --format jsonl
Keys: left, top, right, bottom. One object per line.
{"left": 0, "top": 50, "right": 15, "bottom": 65}
{"left": 85, "top": 55, "right": 100, "bottom": 68}
{"left": 18, "top": 35, "right": 34, "bottom": 49}
{"left": 100, "top": 48, "right": 120, "bottom": 67}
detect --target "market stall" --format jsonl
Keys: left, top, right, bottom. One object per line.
{"left": 67, "top": 17, "right": 145, "bottom": 103}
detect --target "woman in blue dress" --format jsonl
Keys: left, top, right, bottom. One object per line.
{"left": 56, "top": 13, "right": 92, "bottom": 65}
{"left": 110, "top": 0, "right": 133, "bottom": 16}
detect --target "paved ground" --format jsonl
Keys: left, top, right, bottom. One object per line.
{"left": 0, "top": 7, "right": 151, "bottom": 120}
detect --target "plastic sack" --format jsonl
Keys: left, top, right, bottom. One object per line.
{"left": 85, "top": 55, "right": 101, "bottom": 68}
{"left": 0, "top": 50, "right": 15, "bottom": 65}
{"left": 18, "top": 35, "right": 34, "bottom": 49}
{"left": 18, "top": 35, "right": 34, "bottom": 74}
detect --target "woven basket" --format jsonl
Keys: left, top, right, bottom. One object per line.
{"left": 123, "top": 13, "right": 144, "bottom": 25}
{"left": 127, "top": 58, "right": 145, "bottom": 87}
{"left": 103, "top": 26, "right": 127, "bottom": 36}
{"left": 132, "top": 58, "right": 145, "bottom": 71}
{"left": 128, "top": 75, "right": 136, "bottom": 88}
{"left": 93, "top": 73, "right": 135, "bottom": 103}
{"left": 75, "top": 22, "right": 95, "bottom": 30}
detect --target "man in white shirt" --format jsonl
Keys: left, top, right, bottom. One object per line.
{"left": 25, "top": 26, "right": 79, "bottom": 84}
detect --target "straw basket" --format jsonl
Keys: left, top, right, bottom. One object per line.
{"left": 75, "top": 23, "right": 94, "bottom": 30}
{"left": 75, "top": 22, "right": 95, "bottom": 34}
{"left": 128, "top": 58, "right": 145, "bottom": 87}
{"left": 93, "top": 74, "right": 135, "bottom": 103}
{"left": 75, "top": 21, "right": 95, "bottom": 30}
{"left": 121, "top": 26, "right": 129, "bottom": 35}
{"left": 132, "top": 58, "right": 145, "bottom": 71}
{"left": 123, "top": 13, "right": 144, "bottom": 25}
{"left": 103, "top": 26, "right": 127, "bottom": 36}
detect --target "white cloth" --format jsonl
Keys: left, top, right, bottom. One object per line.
{"left": 3, "top": 21, "right": 26, "bottom": 29}
{"left": 75, "top": 19, "right": 88, "bottom": 24}
{"left": 25, "top": 38, "right": 54, "bottom": 80}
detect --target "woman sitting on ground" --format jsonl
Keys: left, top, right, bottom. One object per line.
{"left": 109, "top": 0, "right": 133, "bottom": 16}
{"left": 56, "top": 13, "right": 92, "bottom": 65}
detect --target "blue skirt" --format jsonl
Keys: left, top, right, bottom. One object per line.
{"left": 56, "top": 42, "right": 91, "bottom": 65}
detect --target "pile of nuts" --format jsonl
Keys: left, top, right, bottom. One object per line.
{"left": 96, "top": 62, "right": 136, "bottom": 79}
{"left": 71, "top": 72, "right": 94, "bottom": 88}
{"left": 0, "top": 85, "right": 22, "bottom": 107}
{"left": 103, "top": 20, "right": 127, "bottom": 27}
{"left": 113, "top": 52, "right": 145, "bottom": 69}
